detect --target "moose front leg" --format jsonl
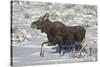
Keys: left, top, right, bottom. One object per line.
{"left": 56, "top": 36, "right": 64, "bottom": 56}
{"left": 40, "top": 41, "right": 49, "bottom": 57}
{"left": 58, "top": 44, "right": 64, "bottom": 56}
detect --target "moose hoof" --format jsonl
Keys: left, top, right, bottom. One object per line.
{"left": 40, "top": 51, "right": 44, "bottom": 57}
{"left": 40, "top": 53, "right": 44, "bottom": 57}
{"left": 60, "top": 54, "right": 64, "bottom": 56}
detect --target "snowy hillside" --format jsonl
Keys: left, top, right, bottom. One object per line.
{"left": 11, "top": 1, "right": 97, "bottom": 66}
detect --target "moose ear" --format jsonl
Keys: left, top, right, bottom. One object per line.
{"left": 43, "top": 13, "right": 49, "bottom": 20}
{"left": 44, "top": 16, "right": 49, "bottom": 20}
{"left": 38, "top": 16, "right": 43, "bottom": 21}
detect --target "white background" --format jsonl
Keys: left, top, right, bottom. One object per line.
{"left": 0, "top": 0, "right": 100, "bottom": 67}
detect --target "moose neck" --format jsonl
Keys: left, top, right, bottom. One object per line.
{"left": 41, "top": 19, "right": 54, "bottom": 34}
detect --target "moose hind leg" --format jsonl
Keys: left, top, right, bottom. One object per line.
{"left": 80, "top": 38, "right": 87, "bottom": 52}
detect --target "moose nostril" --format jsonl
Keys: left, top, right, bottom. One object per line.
{"left": 30, "top": 25, "right": 32, "bottom": 28}
{"left": 31, "top": 23, "right": 37, "bottom": 28}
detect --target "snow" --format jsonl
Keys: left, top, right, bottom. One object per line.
{"left": 11, "top": 1, "right": 97, "bottom": 66}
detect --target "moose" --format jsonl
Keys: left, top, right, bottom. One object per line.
{"left": 31, "top": 13, "right": 87, "bottom": 57}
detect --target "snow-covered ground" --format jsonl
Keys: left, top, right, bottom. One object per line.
{"left": 11, "top": 1, "right": 97, "bottom": 67}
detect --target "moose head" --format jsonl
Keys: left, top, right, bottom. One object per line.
{"left": 31, "top": 13, "right": 49, "bottom": 29}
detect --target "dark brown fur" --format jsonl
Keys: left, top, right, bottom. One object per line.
{"left": 31, "top": 13, "right": 86, "bottom": 56}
